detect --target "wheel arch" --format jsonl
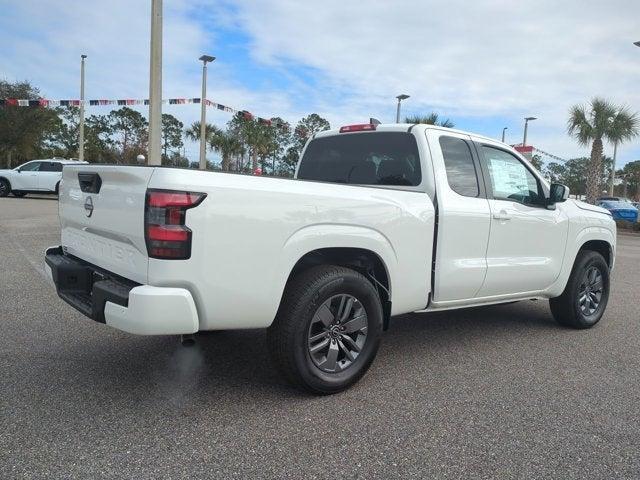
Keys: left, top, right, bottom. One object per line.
{"left": 578, "top": 239, "right": 612, "bottom": 268}
{"left": 290, "top": 246, "right": 389, "bottom": 290}
{"left": 546, "top": 227, "right": 615, "bottom": 298}
{"left": 278, "top": 224, "right": 396, "bottom": 330}
{"left": 0, "top": 176, "right": 11, "bottom": 187}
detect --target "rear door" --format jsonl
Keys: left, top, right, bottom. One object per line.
{"left": 475, "top": 142, "right": 569, "bottom": 296}
{"left": 38, "top": 161, "right": 63, "bottom": 191}
{"left": 427, "top": 129, "right": 492, "bottom": 302}
{"left": 58, "top": 165, "right": 155, "bottom": 284}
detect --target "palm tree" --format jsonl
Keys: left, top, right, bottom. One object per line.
{"left": 567, "top": 98, "right": 639, "bottom": 203}
{"left": 209, "top": 130, "right": 245, "bottom": 171}
{"left": 405, "top": 113, "right": 454, "bottom": 128}
{"left": 245, "top": 121, "right": 272, "bottom": 172}
{"left": 185, "top": 121, "right": 221, "bottom": 145}
{"left": 607, "top": 107, "right": 640, "bottom": 194}
{"left": 226, "top": 116, "right": 264, "bottom": 172}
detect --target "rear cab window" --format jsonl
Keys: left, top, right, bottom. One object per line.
{"left": 439, "top": 136, "right": 479, "bottom": 197}
{"left": 297, "top": 132, "right": 421, "bottom": 187}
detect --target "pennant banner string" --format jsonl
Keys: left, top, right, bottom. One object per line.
{"left": 0, "top": 98, "right": 284, "bottom": 128}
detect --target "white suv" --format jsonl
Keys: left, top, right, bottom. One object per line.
{"left": 0, "top": 158, "right": 88, "bottom": 198}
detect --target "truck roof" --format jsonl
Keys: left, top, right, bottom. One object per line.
{"left": 314, "top": 123, "right": 503, "bottom": 146}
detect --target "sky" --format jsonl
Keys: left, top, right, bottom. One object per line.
{"left": 0, "top": 0, "right": 639, "bottom": 166}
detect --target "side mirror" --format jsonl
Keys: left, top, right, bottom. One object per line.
{"left": 549, "top": 183, "right": 569, "bottom": 205}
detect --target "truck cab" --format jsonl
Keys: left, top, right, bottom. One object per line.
{"left": 296, "top": 123, "right": 613, "bottom": 310}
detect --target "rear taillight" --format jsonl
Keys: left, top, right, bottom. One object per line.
{"left": 145, "top": 189, "right": 206, "bottom": 260}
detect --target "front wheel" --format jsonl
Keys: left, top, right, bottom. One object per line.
{"left": 267, "top": 265, "right": 383, "bottom": 394}
{"left": 550, "top": 250, "right": 610, "bottom": 329}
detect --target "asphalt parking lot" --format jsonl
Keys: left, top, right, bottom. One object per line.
{"left": 1, "top": 196, "right": 639, "bottom": 479}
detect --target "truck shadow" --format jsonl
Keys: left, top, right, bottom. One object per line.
{"left": 52, "top": 300, "right": 564, "bottom": 403}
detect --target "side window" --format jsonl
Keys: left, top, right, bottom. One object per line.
{"left": 40, "top": 162, "right": 63, "bottom": 172}
{"left": 439, "top": 136, "right": 479, "bottom": 197}
{"left": 481, "top": 146, "right": 542, "bottom": 206}
{"left": 19, "top": 162, "right": 41, "bottom": 172}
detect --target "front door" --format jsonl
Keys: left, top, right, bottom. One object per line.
{"left": 476, "top": 144, "right": 568, "bottom": 297}
{"left": 13, "top": 161, "right": 42, "bottom": 190}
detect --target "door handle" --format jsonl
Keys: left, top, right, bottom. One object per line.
{"left": 493, "top": 210, "right": 511, "bottom": 221}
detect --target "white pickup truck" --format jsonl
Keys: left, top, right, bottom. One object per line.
{"left": 45, "top": 123, "right": 616, "bottom": 393}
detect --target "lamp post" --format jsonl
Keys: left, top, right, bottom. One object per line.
{"left": 198, "top": 54, "right": 215, "bottom": 170}
{"left": 522, "top": 116, "right": 537, "bottom": 146}
{"left": 395, "top": 94, "right": 410, "bottom": 123}
{"left": 147, "top": 0, "right": 163, "bottom": 166}
{"left": 78, "top": 54, "right": 87, "bottom": 161}
{"left": 501, "top": 127, "right": 508, "bottom": 143}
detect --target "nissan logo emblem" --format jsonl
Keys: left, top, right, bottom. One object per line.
{"left": 84, "top": 196, "right": 94, "bottom": 217}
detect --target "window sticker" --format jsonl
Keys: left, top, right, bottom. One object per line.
{"left": 488, "top": 158, "right": 528, "bottom": 196}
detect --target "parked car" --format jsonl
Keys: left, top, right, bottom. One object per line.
{"left": 596, "top": 200, "right": 638, "bottom": 223}
{"left": 0, "top": 158, "right": 87, "bottom": 198}
{"left": 44, "top": 123, "right": 616, "bottom": 394}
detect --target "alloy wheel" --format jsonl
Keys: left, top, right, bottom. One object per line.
{"left": 307, "top": 294, "right": 369, "bottom": 373}
{"left": 578, "top": 265, "right": 604, "bottom": 316}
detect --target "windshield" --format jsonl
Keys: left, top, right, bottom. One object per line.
{"left": 297, "top": 132, "right": 421, "bottom": 186}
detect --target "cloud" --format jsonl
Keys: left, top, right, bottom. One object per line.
{"left": 228, "top": 0, "right": 640, "bottom": 162}
{"left": 1, "top": 0, "right": 639, "bottom": 165}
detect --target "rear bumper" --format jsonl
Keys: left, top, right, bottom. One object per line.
{"left": 45, "top": 246, "right": 199, "bottom": 335}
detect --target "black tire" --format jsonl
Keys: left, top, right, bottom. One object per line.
{"left": 267, "top": 265, "right": 383, "bottom": 394}
{"left": 550, "top": 250, "right": 610, "bottom": 329}
{"left": 55, "top": 181, "right": 60, "bottom": 195}
{"left": 0, "top": 178, "right": 10, "bottom": 197}
{"left": 12, "top": 191, "right": 26, "bottom": 198}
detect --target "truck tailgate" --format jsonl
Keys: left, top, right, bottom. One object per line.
{"left": 58, "top": 165, "right": 154, "bottom": 284}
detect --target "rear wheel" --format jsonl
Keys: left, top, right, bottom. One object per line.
{"left": 55, "top": 181, "right": 60, "bottom": 195}
{"left": 550, "top": 250, "right": 609, "bottom": 329}
{"left": 267, "top": 265, "right": 383, "bottom": 394}
{"left": 0, "top": 179, "right": 10, "bottom": 197}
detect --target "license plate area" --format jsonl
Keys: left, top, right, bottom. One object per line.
{"left": 46, "top": 247, "right": 137, "bottom": 323}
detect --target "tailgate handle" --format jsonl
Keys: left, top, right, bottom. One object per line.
{"left": 78, "top": 172, "right": 102, "bottom": 194}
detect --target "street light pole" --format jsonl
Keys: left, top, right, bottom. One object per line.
{"left": 198, "top": 55, "right": 215, "bottom": 170}
{"left": 147, "top": 0, "right": 163, "bottom": 166}
{"left": 501, "top": 127, "right": 508, "bottom": 143}
{"left": 78, "top": 54, "right": 87, "bottom": 161}
{"left": 522, "top": 116, "right": 537, "bottom": 146}
{"left": 395, "top": 94, "right": 410, "bottom": 123}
